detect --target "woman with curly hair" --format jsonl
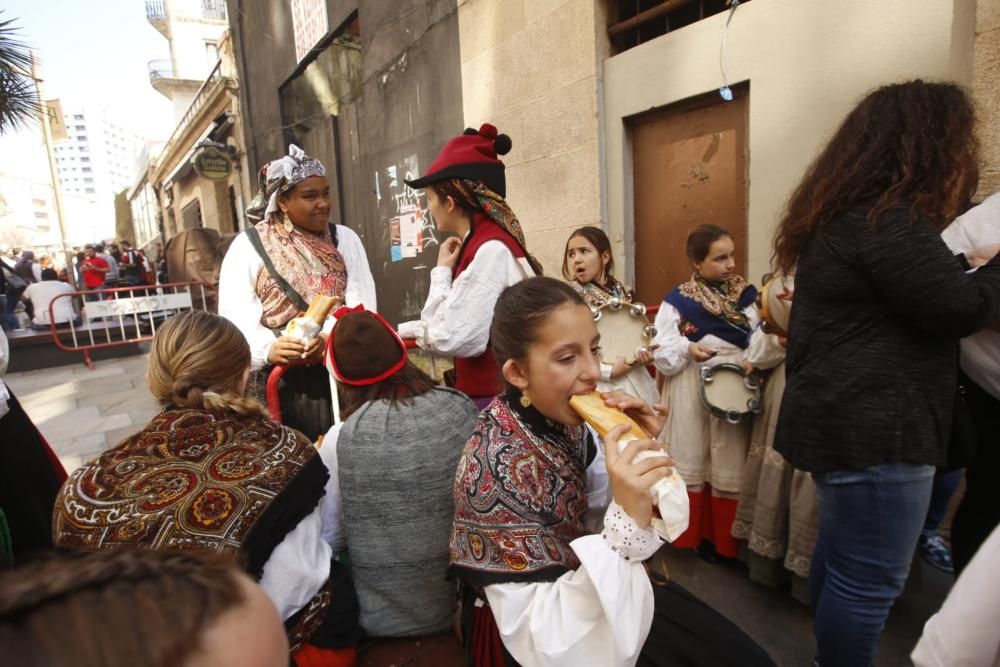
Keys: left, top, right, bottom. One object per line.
{"left": 771, "top": 80, "right": 1000, "bottom": 666}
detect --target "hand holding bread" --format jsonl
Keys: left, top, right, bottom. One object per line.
{"left": 569, "top": 391, "right": 689, "bottom": 541}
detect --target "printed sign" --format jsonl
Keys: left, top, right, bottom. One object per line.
{"left": 192, "top": 146, "right": 232, "bottom": 181}
{"left": 375, "top": 155, "right": 438, "bottom": 263}
{"left": 85, "top": 291, "right": 193, "bottom": 319}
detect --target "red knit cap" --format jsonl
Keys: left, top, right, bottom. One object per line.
{"left": 404, "top": 123, "right": 512, "bottom": 197}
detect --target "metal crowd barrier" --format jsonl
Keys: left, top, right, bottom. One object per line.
{"left": 47, "top": 281, "right": 214, "bottom": 368}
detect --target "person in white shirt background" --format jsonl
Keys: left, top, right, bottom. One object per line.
{"left": 911, "top": 524, "right": 1000, "bottom": 667}
{"left": 397, "top": 123, "right": 540, "bottom": 408}
{"left": 219, "top": 144, "right": 377, "bottom": 439}
{"left": 939, "top": 192, "right": 1000, "bottom": 575}
{"left": 21, "top": 268, "right": 79, "bottom": 330}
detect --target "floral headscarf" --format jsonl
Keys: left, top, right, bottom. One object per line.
{"left": 450, "top": 179, "right": 528, "bottom": 252}
{"left": 246, "top": 144, "right": 326, "bottom": 224}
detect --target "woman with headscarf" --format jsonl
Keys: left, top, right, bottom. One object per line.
{"left": 397, "top": 124, "right": 541, "bottom": 408}
{"left": 219, "top": 145, "right": 377, "bottom": 438}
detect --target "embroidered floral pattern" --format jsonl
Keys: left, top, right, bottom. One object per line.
{"left": 253, "top": 219, "right": 347, "bottom": 329}
{"left": 450, "top": 398, "right": 590, "bottom": 581}
{"left": 572, "top": 276, "right": 635, "bottom": 310}
{"left": 54, "top": 409, "right": 316, "bottom": 554}
{"left": 676, "top": 272, "right": 752, "bottom": 330}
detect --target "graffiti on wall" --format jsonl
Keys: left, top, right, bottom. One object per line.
{"left": 375, "top": 155, "right": 438, "bottom": 263}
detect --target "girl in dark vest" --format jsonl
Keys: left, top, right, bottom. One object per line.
{"left": 53, "top": 311, "right": 361, "bottom": 667}
{"left": 398, "top": 124, "right": 540, "bottom": 408}
{"left": 650, "top": 224, "right": 759, "bottom": 561}
{"left": 449, "top": 277, "right": 773, "bottom": 667}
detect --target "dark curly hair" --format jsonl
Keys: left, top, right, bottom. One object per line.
{"left": 772, "top": 80, "right": 979, "bottom": 275}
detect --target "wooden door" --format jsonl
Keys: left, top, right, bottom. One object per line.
{"left": 630, "top": 88, "right": 748, "bottom": 305}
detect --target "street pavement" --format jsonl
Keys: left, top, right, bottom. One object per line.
{"left": 5, "top": 349, "right": 160, "bottom": 475}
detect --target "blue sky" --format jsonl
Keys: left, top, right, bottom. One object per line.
{"left": 3, "top": 0, "right": 174, "bottom": 140}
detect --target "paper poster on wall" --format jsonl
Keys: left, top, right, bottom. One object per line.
{"left": 398, "top": 210, "right": 422, "bottom": 258}
{"left": 376, "top": 155, "right": 438, "bottom": 263}
{"left": 389, "top": 217, "right": 402, "bottom": 261}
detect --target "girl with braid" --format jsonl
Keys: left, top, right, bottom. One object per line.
{"left": 0, "top": 549, "right": 289, "bottom": 667}
{"left": 52, "top": 311, "right": 360, "bottom": 667}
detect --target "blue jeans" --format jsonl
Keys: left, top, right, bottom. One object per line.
{"left": 1, "top": 293, "right": 19, "bottom": 330}
{"left": 922, "top": 467, "right": 962, "bottom": 536}
{"left": 811, "top": 462, "right": 934, "bottom": 667}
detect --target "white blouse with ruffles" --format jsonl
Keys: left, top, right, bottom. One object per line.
{"left": 397, "top": 240, "right": 533, "bottom": 356}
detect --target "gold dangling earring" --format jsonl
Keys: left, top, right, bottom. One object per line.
{"left": 280, "top": 210, "right": 293, "bottom": 233}
{"left": 520, "top": 390, "right": 532, "bottom": 408}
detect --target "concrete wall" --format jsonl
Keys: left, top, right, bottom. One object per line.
{"left": 603, "top": 0, "right": 977, "bottom": 286}
{"left": 346, "top": 0, "right": 465, "bottom": 323}
{"left": 975, "top": 0, "right": 1000, "bottom": 197}
{"left": 457, "top": 0, "right": 607, "bottom": 274}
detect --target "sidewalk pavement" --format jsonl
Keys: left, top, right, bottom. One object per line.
{"left": 5, "top": 351, "right": 159, "bottom": 475}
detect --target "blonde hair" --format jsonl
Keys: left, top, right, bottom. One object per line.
{"left": 147, "top": 311, "right": 268, "bottom": 419}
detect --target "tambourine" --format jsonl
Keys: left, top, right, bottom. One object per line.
{"left": 591, "top": 298, "right": 657, "bottom": 365}
{"left": 756, "top": 273, "right": 795, "bottom": 337}
{"left": 699, "top": 363, "right": 761, "bottom": 424}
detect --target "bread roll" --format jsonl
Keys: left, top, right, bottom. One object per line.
{"left": 568, "top": 392, "right": 648, "bottom": 442}
{"left": 568, "top": 391, "right": 690, "bottom": 543}
{"left": 305, "top": 294, "right": 339, "bottom": 325}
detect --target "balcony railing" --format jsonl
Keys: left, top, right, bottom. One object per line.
{"left": 145, "top": 0, "right": 166, "bottom": 22}
{"left": 202, "top": 0, "right": 226, "bottom": 20}
{"left": 159, "top": 60, "right": 225, "bottom": 163}
{"left": 147, "top": 59, "right": 173, "bottom": 83}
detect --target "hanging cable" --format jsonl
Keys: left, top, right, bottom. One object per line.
{"left": 719, "top": 0, "right": 741, "bottom": 101}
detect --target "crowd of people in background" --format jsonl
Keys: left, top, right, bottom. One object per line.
{"left": 0, "top": 240, "right": 166, "bottom": 332}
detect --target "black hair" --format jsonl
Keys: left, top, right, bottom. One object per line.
{"left": 491, "top": 277, "right": 586, "bottom": 370}
{"left": 686, "top": 224, "right": 732, "bottom": 261}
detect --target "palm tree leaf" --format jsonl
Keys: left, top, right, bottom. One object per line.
{"left": 0, "top": 12, "right": 42, "bottom": 134}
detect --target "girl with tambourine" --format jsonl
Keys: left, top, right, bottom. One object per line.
{"left": 563, "top": 226, "right": 659, "bottom": 406}
{"left": 651, "top": 223, "right": 759, "bottom": 561}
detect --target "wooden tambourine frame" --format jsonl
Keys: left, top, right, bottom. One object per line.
{"left": 699, "top": 363, "right": 761, "bottom": 424}
{"left": 591, "top": 299, "right": 657, "bottom": 365}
